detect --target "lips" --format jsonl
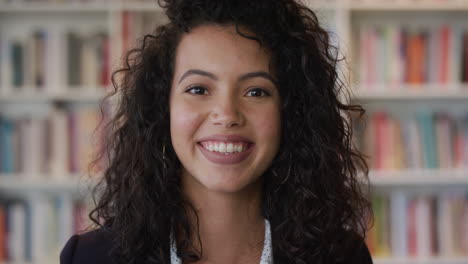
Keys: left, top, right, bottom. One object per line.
{"left": 197, "top": 134, "right": 255, "bottom": 165}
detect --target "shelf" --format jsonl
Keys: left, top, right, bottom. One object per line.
{"left": 0, "top": 174, "right": 96, "bottom": 195}
{"left": 0, "top": 257, "right": 60, "bottom": 264}
{"left": 0, "top": 1, "right": 338, "bottom": 12}
{"left": 373, "top": 257, "right": 468, "bottom": 264}
{"left": 0, "top": 90, "right": 108, "bottom": 103}
{"left": 0, "top": 1, "right": 165, "bottom": 13}
{"left": 369, "top": 169, "right": 468, "bottom": 187}
{"left": 0, "top": 2, "right": 112, "bottom": 12}
{"left": 352, "top": 85, "right": 468, "bottom": 100}
{"left": 349, "top": 0, "right": 468, "bottom": 11}
{"left": 2, "top": 0, "right": 468, "bottom": 13}
{"left": 120, "top": 2, "right": 165, "bottom": 12}
{"left": 304, "top": 0, "right": 347, "bottom": 10}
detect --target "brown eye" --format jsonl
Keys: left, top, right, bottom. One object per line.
{"left": 186, "top": 86, "right": 209, "bottom": 95}
{"left": 246, "top": 88, "right": 270, "bottom": 97}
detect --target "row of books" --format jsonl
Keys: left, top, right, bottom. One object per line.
{"left": 0, "top": 197, "right": 89, "bottom": 262}
{"left": 0, "top": 28, "right": 110, "bottom": 94}
{"left": 0, "top": 105, "right": 109, "bottom": 176}
{"left": 367, "top": 192, "right": 468, "bottom": 257}
{"left": 358, "top": 24, "right": 468, "bottom": 89}
{"left": 354, "top": 111, "right": 468, "bottom": 170}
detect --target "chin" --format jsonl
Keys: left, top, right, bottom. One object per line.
{"left": 199, "top": 178, "right": 247, "bottom": 194}
{"left": 198, "top": 173, "right": 262, "bottom": 194}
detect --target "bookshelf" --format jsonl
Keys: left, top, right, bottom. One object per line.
{"left": 0, "top": 174, "right": 92, "bottom": 195}
{"left": 353, "top": 89, "right": 468, "bottom": 101}
{"left": 0, "top": 0, "right": 466, "bottom": 263}
{"left": 347, "top": 0, "right": 468, "bottom": 262}
{"left": 369, "top": 169, "right": 468, "bottom": 186}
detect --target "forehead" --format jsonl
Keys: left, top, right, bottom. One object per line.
{"left": 173, "top": 24, "right": 272, "bottom": 76}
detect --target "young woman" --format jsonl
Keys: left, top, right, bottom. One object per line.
{"left": 60, "top": 0, "right": 372, "bottom": 263}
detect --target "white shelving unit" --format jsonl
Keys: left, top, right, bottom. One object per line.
{"left": 370, "top": 169, "right": 468, "bottom": 186}
{"left": 348, "top": 0, "right": 468, "bottom": 11}
{"left": 0, "top": 174, "right": 94, "bottom": 195}
{"left": 0, "top": 90, "right": 106, "bottom": 103}
{"left": 353, "top": 85, "right": 468, "bottom": 100}
{"left": 343, "top": 0, "right": 468, "bottom": 263}
{"left": 0, "top": 0, "right": 467, "bottom": 263}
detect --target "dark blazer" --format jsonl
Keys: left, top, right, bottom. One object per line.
{"left": 60, "top": 228, "right": 373, "bottom": 264}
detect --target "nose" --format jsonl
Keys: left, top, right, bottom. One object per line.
{"left": 210, "top": 95, "right": 244, "bottom": 128}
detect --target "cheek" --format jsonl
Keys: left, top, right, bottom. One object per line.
{"left": 170, "top": 102, "right": 204, "bottom": 144}
{"left": 253, "top": 106, "right": 281, "bottom": 143}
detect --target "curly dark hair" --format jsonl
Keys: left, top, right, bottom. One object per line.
{"left": 89, "top": 0, "right": 371, "bottom": 263}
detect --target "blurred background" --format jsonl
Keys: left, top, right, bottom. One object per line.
{"left": 0, "top": 0, "right": 467, "bottom": 263}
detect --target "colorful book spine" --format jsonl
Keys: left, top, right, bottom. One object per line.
{"left": 0, "top": 198, "right": 89, "bottom": 262}
{"left": 358, "top": 111, "right": 468, "bottom": 170}
{"left": 368, "top": 192, "right": 468, "bottom": 258}
{"left": 359, "top": 24, "right": 468, "bottom": 89}
{"left": 0, "top": 105, "right": 108, "bottom": 175}
{"left": 1, "top": 27, "right": 109, "bottom": 94}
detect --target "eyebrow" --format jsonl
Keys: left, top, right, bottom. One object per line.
{"left": 178, "top": 69, "right": 277, "bottom": 86}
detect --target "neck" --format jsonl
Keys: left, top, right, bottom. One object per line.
{"left": 181, "top": 175, "right": 265, "bottom": 264}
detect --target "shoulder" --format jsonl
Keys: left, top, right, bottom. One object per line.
{"left": 60, "top": 228, "right": 117, "bottom": 264}
{"left": 344, "top": 238, "right": 373, "bottom": 264}
{"left": 338, "top": 233, "right": 373, "bottom": 264}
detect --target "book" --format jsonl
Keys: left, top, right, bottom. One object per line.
{"left": 8, "top": 202, "right": 26, "bottom": 262}
{"left": 11, "top": 41, "right": 23, "bottom": 88}
{"left": 0, "top": 105, "right": 107, "bottom": 176}
{"left": 0, "top": 205, "right": 6, "bottom": 261}
{"left": 463, "top": 32, "right": 468, "bottom": 83}
{"left": 368, "top": 192, "right": 468, "bottom": 257}
{"left": 358, "top": 24, "right": 468, "bottom": 89}
{"left": 357, "top": 111, "right": 468, "bottom": 170}
{"left": 390, "top": 191, "right": 407, "bottom": 257}
{"left": 0, "top": 118, "right": 15, "bottom": 173}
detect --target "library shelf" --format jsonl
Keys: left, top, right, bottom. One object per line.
{"left": 0, "top": 2, "right": 164, "bottom": 13}
{"left": 0, "top": 0, "right": 340, "bottom": 13}
{"left": 369, "top": 169, "right": 468, "bottom": 187}
{"left": 113, "top": 2, "right": 343, "bottom": 14}
{"left": 373, "top": 257, "right": 468, "bottom": 264}
{"left": 3, "top": 0, "right": 468, "bottom": 13}
{"left": 352, "top": 86, "right": 468, "bottom": 101}
{"left": 0, "top": 90, "right": 107, "bottom": 103}
{"left": 348, "top": 0, "right": 468, "bottom": 12}
{"left": 0, "top": 174, "right": 95, "bottom": 195}
{"left": 0, "top": 2, "right": 112, "bottom": 13}
{"left": 118, "top": 2, "right": 165, "bottom": 12}
{"left": 305, "top": 0, "right": 345, "bottom": 10}
{"left": 0, "top": 262, "right": 40, "bottom": 264}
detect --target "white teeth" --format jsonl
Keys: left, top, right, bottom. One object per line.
{"left": 219, "top": 142, "right": 226, "bottom": 152}
{"left": 226, "top": 143, "right": 234, "bottom": 153}
{"left": 237, "top": 145, "right": 243, "bottom": 152}
{"left": 201, "top": 141, "right": 248, "bottom": 154}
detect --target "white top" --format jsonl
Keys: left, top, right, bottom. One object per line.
{"left": 170, "top": 219, "right": 273, "bottom": 264}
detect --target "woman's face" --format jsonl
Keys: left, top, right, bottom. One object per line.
{"left": 169, "top": 24, "right": 281, "bottom": 194}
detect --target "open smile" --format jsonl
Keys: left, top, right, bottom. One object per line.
{"left": 196, "top": 134, "right": 255, "bottom": 165}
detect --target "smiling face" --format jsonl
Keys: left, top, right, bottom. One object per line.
{"left": 169, "top": 24, "right": 281, "bottom": 195}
